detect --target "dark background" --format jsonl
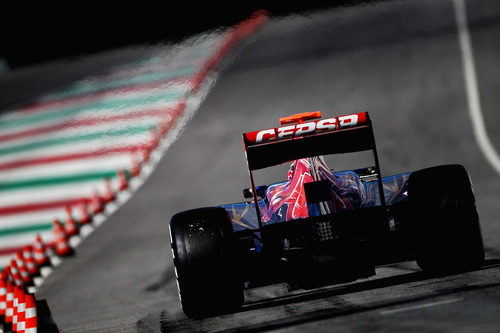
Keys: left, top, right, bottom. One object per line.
{"left": 1, "top": 1, "right": 375, "bottom": 68}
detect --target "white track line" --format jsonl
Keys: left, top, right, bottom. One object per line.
{"left": 454, "top": 0, "right": 500, "bottom": 175}
{"left": 380, "top": 297, "right": 464, "bottom": 315}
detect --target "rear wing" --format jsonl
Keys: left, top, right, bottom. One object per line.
{"left": 242, "top": 111, "right": 386, "bottom": 230}
{"left": 243, "top": 112, "right": 374, "bottom": 170}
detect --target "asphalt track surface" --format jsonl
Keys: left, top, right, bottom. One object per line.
{"left": 3, "top": 0, "right": 499, "bottom": 331}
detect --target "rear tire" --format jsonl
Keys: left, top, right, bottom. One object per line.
{"left": 408, "top": 164, "right": 484, "bottom": 273}
{"left": 169, "top": 207, "right": 243, "bottom": 318}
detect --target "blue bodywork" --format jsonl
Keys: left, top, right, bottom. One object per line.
{"left": 221, "top": 170, "right": 410, "bottom": 232}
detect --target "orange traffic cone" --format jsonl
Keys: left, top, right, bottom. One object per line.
{"left": 12, "top": 285, "right": 20, "bottom": 332}
{"left": 131, "top": 155, "right": 141, "bottom": 177}
{"left": 148, "top": 130, "right": 160, "bottom": 152}
{"left": 53, "top": 219, "right": 74, "bottom": 257}
{"left": 102, "top": 178, "right": 115, "bottom": 203}
{"left": 64, "top": 206, "right": 79, "bottom": 237}
{"left": 117, "top": 170, "right": 128, "bottom": 191}
{"left": 141, "top": 147, "right": 151, "bottom": 164}
{"left": 90, "top": 188, "right": 104, "bottom": 215}
{"left": 0, "top": 275, "right": 6, "bottom": 317}
{"left": 23, "top": 245, "right": 40, "bottom": 277}
{"left": 16, "top": 251, "right": 32, "bottom": 286}
{"left": 77, "top": 199, "right": 91, "bottom": 225}
{"left": 10, "top": 260, "right": 23, "bottom": 287}
{"left": 24, "top": 293, "right": 37, "bottom": 333}
{"left": 33, "top": 234, "right": 50, "bottom": 267}
{"left": 3, "top": 267, "right": 13, "bottom": 284}
{"left": 5, "top": 281, "right": 13, "bottom": 324}
{"left": 14, "top": 286, "right": 26, "bottom": 333}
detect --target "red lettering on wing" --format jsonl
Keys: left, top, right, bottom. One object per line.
{"left": 245, "top": 112, "right": 368, "bottom": 145}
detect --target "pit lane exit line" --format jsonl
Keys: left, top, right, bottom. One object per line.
{"left": 454, "top": 0, "right": 500, "bottom": 175}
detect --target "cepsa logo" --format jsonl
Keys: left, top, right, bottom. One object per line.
{"left": 245, "top": 112, "right": 367, "bottom": 144}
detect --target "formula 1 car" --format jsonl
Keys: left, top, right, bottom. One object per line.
{"left": 169, "top": 111, "right": 484, "bottom": 318}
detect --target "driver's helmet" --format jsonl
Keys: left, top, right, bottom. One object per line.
{"left": 287, "top": 161, "right": 296, "bottom": 180}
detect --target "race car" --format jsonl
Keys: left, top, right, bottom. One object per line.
{"left": 169, "top": 111, "right": 484, "bottom": 318}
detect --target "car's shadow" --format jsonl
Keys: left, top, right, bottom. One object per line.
{"left": 155, "top": 258, "right": 500, "bottom": 333}
{"left": 241, "top": 258, "right": 500, "bottom": 312}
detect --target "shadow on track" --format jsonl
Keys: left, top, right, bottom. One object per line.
{"left": 144, "top": 266, "right": 176, "bottom": 292}
{"left": 155, "top": 258, "right": 500, "bottom": 333}
{"left": 241, "top": 258, "right": 500, "bottom": 312}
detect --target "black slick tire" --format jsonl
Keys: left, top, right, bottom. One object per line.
{"left": 169, "top": 207, "right": 243, "bottom": 318}
{"left": 408, "top": 164, "right": 484, "bottom": 273}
